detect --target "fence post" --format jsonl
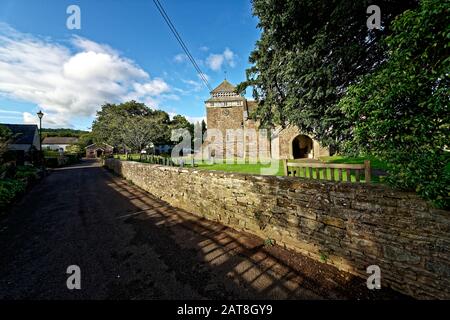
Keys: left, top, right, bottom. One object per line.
{"left": 283, "top": 159, "right": 288, "bottom": 176}
{"left": 365, "top": 160, "right": 371, "bottom": 183}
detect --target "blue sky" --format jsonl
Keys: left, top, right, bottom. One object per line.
{"left": 0, "top": 0, "right": 260, "bottom": 130}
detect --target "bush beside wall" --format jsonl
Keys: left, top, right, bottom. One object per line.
{"left": 105, "top": 159, "right": 450, "bottom": 299}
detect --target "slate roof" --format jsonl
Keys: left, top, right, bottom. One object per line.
{"left": 210, "top": 80, "right": 236, "bottom": 93}
{"left": 42, "top": 137, "right": 79, "bottom": 145}
{"left": 0, "top": 124, "right": 38, "bottom": 145}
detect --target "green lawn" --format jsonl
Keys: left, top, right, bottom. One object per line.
{"left": 195, "top": 160, "right": 285, "bottom": 176}
{"left": 196, "top": 156, "right": 388, "bottom": 183}
{"left": 115, "top": 154, "right": 285, "bottom": 175}
{"left": 115, "top": 154, "right": 388, "bottom": 183}
{"left": 320, "top": 155, "right": 389, "bottom": 171}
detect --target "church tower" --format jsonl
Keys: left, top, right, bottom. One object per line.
{"left": 204, "top": 80, "right": 327, "bottom": 160}
{"left": 205, "top": 80, "right": 264, "bottom": 157}
{"left": 205, "top": 80, "right": 247, "bottom": 133}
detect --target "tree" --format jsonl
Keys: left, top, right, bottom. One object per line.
{"left": 63, "top": 132, "right": 94, "bottom": 154}
{"left": 91, "top": 101, "right": 152, "bottom": 147}
{"left": 170, "top": 115, "right": 193, "bottom": 131}
{"left": 120, "top": 116, "right": 163, "bottom": 152}
{"left": 239, "top": 0, "right": 417, "bottom": 147}
{"left": 170, "top": 114, "right": 194, "bottom": 144}
{"left": 41, "top": 128, "right": 88, "bottom": 138}
{"left": 0, "top": 125, "right": 12, "bottom": 163}
{"left": 339, "top": 0, "right": 450, "bottom": 208}
{"left": 193, "top": 120, "right": 207, "bottom": 153}
{"left": 77, "top": 133, "right": 94, "bottom": 149}
{"left": 91, "top": 101, "right": 194, "bottom": 153}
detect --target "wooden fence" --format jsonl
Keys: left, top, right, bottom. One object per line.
{"left": 122, "top": 154, "right": 197, "bottom": 167}
{"left": 283, "top": 160, "right": 371, "bottom": 183}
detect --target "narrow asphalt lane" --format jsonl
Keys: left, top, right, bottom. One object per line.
{"left": 0, "top": 160, "right": 405, "bottom": 299}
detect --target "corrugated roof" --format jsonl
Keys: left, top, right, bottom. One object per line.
{"left": 0, "top": 124, "right": 38, "bottom": 145}
{"left": 42, "top": 137, "right": 79, "bottom": 145}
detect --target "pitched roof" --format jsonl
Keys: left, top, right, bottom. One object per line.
{"left": 42, "top": 137, "right": 79, "bottom": 145}
{"left": 0, "top": 124, "right": 38, "bottom": 145}
{"left": 210, "top": 80, "right": 236, "bottom": 93}
{"left": 85, "top": 143, "right": 113, "bottom": 150}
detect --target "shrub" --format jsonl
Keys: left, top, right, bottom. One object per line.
{"left": 45, "top": 157, "right": 59, "bottom": 168}
{"left": 14, "top": 166, "right": 39, "bottom": 181}
{"left": 43, "top": 150, "right": 60, "bottom": 157}
{"left": 0, "top": 179, "right": 27, "bottom": 212}
{"left": 65, "top": 153, "right": 82, "bottom": 165}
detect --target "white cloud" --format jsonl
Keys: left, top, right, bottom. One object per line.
{"left": 173, "top": 53, "right": 187, "bottom": 63}
{"left": 23, "top": 111, "right": 72, "bottom": 128}
{"left": 206, "top": 54, "right": 224, "bottom": 71}
{"left": 198, "top": 72, "right": 210, "bottom": 82}
{"left": 0, "top": 108, "right": 22, "bottom": 121}
{"left": 205, "top": 48, "right": 236, "bottom": 71}
{"left": 71, "top": 36, "right": 117, "bottom": 56}
{"left": 182, "top": 79, "right": 203, "bottom": 92}
{"left": 223, "top": 48, "right": 236, "bottom": 67}
{"left": 0, "top": 109, "right": 21, "bottom": 114}
{"left": 132, "top": 79, "right": 170, "bottom": 96}
{"left": 0, "top": 24, "right": 173, "bottom": 127}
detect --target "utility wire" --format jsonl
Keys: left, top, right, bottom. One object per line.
{"left": 152, "top": 0, "right": 212, "bottom": 92}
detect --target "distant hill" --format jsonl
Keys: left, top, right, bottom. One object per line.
{"left": 41, "top": 128, "right": 89, "bottom": 138}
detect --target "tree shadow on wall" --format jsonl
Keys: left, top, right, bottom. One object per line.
{"left": 247, "top": 174, "right": 414, "bottom": 299}
{"left": 104, "top": 169, "right": 409, "bottom": 300}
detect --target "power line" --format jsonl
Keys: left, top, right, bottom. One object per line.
{"left": 152, "top": 0, "right": 212, "bottom": 92}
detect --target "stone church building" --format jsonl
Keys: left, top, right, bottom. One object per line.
{"left": 204, "top": 80, "right": 329, "bottom": 160}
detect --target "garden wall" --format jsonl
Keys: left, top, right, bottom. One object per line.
{"left": 105, "top": 159, "right": 450, "bottom": 299}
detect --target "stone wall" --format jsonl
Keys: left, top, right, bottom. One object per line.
{"left": 205, "top": 105, "right": 270, "bottom": 158}
{"left": 277, "top": 125, "right": 330, "bottom": 159}
{"left": 105, "top": 159, "right": 450, "bottom": 299}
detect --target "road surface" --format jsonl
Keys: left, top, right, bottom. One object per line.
{"left": 0, "top": 160, "right": 405, "bottom": 299}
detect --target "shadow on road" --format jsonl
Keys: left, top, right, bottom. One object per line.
{"left": 0, "top": 161, "right": 408, "bottom": 299}
{"left": 104, "top": 170, "right": 407, "bottom": 300}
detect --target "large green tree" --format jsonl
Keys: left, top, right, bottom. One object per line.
{"left": 239, "top": 0, "right": 417, "bottom": 147}
{"left": 91, "top": 101, "right": 153, "bottom": 147}
{"left": 339, "top": 0, "right": 450, "bottom": 208}
{"left": 91, "top": 101, "right": 192, "bottom": 153}
{"left": 120, "top": 115, "right": 167, "bottom": 152}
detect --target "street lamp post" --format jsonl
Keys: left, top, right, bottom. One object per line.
{"left": 37, "top": 111, "right": 44, "bottom": 165}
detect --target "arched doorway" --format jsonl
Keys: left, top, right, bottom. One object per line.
{"left": 96, "top": 149, "right": 104, "bottom": 158}
{"left": 292, "top": 135, "right": 313, "bottom": 159}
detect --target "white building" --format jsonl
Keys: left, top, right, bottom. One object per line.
{"left": 42, "top": 137, "right": 79, "bottom": 152}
